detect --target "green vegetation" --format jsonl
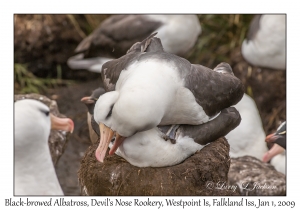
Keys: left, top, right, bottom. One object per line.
{"left": 14, "top": 63, "right": 73, "bottom": 94}
{"left": 188, "top": 14, "right": 254, "bottom": 67}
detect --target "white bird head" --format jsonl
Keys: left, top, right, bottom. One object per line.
{"left": 93, "top": 89, "right": 162, "bottom": 163}
{"left": 15, "top": 99, "right": 74, "bottom": 148}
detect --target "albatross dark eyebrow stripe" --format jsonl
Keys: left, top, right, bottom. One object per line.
{"left": 40, "top": 109, "right": 49, "bottom": 116}
{"left": 105, "top": 104, "right": 114, "bottom": 120}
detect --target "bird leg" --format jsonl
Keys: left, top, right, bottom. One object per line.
{"left": 161, "top": 133, "right": 176, "bottom": 144}
{"left": 159, "top": 124, "right": 179, "bottom": 144}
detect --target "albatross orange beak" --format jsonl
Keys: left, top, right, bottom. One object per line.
{"left": 50, "top": 113, "right": 74, "bottom": 133}
{"left": 81, "top": 96, "right": 96, "bottom": 104}
{"left": 265, "top": 133, "right": 277, "bottom": 143}
{"left": 95, "top": 123, "right": 115, "bottom": 162}
{"left": 262, "top": 143, "right": 285, "bottom": 163}
{"left": 109, "top": 133, "right": 126, "bottom": 155}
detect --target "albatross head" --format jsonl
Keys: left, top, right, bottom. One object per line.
{"left": 93, "top": 90, "right": 162, "bottom": 162}
{"left": 15, "top": 99, "right": 74, "bottom": 145}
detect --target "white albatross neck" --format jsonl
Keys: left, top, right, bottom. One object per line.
{"left": 15, "top": 142, "right": 63, "bottom": 195}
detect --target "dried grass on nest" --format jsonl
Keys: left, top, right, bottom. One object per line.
{"left": 78, "top": 137, "right": 240, "bottom": 196}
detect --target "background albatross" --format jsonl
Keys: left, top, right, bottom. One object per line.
{"left": 67, "top": 15, "right": 201, "bottom": 73}
{"left": 241, "top": 14, "right": 286, "bottom": 70}
{"left": 14, "top": 99, "right": 74, "bottom": 195}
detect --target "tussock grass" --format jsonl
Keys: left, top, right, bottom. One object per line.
{"left": 188, "top": 14, "right": 254, "bottom": 68}
{"left": 14, "top": 63, "right": 73, "bottom": 94}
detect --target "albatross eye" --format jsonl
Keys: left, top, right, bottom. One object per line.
{"left": 40, "top": 109, "right": 50, "bottom": 116}
{"left": 105, "top": 104, "right": 114, "bottom": 119}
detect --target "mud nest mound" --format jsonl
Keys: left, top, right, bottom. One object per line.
{"left": 14, "top": 93, "right": 70, "bottom": 165}
{"left": 78, "top": 137, "right": 239, "bottom": 196}
{"left": 228, "top": 156, "right": 286, "bottom": 196}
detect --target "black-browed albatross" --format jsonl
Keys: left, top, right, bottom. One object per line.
{"left": 262, "top": 121, "right": 286, "bottom": 172}
{"left": 81, "top": 87, "right": 105, "bottom": 144}
{"left": 93, "top": 34, "right": 244, "bottom": 163}
{"left": 15, "top": 99, "right": 74, "bottom": 195}
{"left": 67, "top": 15, "right": 201, "bottom": 73}
{"left": 241, "top": 14, "right": 286, "bottom": 70}
{"left": 265, "top": 121, "right": 286, "bottom": 149}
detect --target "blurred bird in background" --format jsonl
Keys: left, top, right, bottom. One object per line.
{"left": 241, "top": 14, "right": 286, "bottom": 70}
{"left": 67, "top": 15, "right": 201, "bottom": 73}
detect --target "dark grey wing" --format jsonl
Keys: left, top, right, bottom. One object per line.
{"left": 100, "top": 52, "right": 139, "bottom": 91}
{"left": 75, "top": 15, "right": 163, "bottom": 58}
{"left": 184, "top": 63, "right": 244, "bottom": 116}
{"left": 74, "top": 32, "right": 94, "bottom": 54}
{"left": 246, "top": 15, "right": 262, "bottom": 42}
{"left": 91, "top": 87, "right": 106, "bottom": 99}
{"left": 101, "top": 35, "right": 165, "bottom": 91}
{"left": 177, "top": 107, "right": 241, "bottom": 145}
